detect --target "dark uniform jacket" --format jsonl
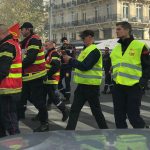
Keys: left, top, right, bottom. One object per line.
{"left": 60, "top": 43, "right": 76, "bottom": 69}
{"left": 45, "top": 48, "right": 60, "bottom": 79}
{"left": 20, "top": 33, "right": 42, "bottom": 70}
{"left": 103, "top": 53, "right": 111, "bottom": 72}
{"left": 0, "top": 34, "right": 16, "bottom": 81}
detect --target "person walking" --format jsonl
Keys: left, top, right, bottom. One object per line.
{"left": 63, "top": 30, "right": 108, "bottom": 130}
{"left": 44, "top": 40, "right": 69, "bottom": 121}
{"left": 58, "top": 37, "right": 76, "bottom": 102}
{"left": 110, "top": 21, "right": 150, "bottom": 128}
{"left": 0, "top": 24, "right": 22, "bottom": 137}
{"left": 101, "top": 47, "right": 113, "bottom": 94}
{"left": 18, "top": 22, "right": 49, "bottom": 132}
{"left": 32, "top": 40, "right": 69, "bottom": 122}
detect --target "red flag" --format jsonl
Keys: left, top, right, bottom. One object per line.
{"left": 9, "top": 23, "right": 20, "bottom": 39}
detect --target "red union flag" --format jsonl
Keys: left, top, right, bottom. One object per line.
{"left": 9, "top": 23, "right": 20, "bottom": 39}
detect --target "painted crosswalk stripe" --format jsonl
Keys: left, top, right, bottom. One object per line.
{"left": 27, "top": 106, "right": 95, "bottom": 130}
{"left": 142, "top": 101, "right": 150, "bottom": 107}
{"left": 101, "top": 102, "right": 150, "bottom": 118}
{"left": 80, "top": 105, "right": 133, "bottom": 128}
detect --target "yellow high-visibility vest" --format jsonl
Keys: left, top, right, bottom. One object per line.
{"left": 110, "top": 40, "right": 144, "bottom": 86}
{"left": 74, "top": 44, "right": 103, "bottom": 85}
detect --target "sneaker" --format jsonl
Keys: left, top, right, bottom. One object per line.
{"left": 31, "top": 114, "right": 39, "bottom": 121}
{"left": 62, "top": 109, "right": 69, "bottom": 122}
{"left": 145, "top": 125, "right": 149, "bottom": 128}
{"left": 33, "top": 123, "right": 49, "bottom": 132}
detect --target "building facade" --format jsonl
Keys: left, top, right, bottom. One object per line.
{"left": 47, "top": 0, "right": 150, "bottom": 42}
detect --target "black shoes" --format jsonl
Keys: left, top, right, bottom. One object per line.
{"left": 145, "top": 125, "right": 149, "bottom": 128}
{"left": 101, "top": 91, "right": 107, "bottom": 94}
{"left": 33, "top": 123, "right": 49, "bottom": 132}
{"left": 18, "top": 113, "right": 25, "bottom": 120}
{"left": 62, "top": 109, "right": 69, "bottom": 122}
{"left": 101, "top": 91, "right": 112, "bottom": 94}
{"left": 31, "top": 114, "right": 39, "bottom": 121}
{"left": 47, "top": 104, "right": 52, "bottom": 111}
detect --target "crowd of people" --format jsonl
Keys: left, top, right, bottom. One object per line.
{"left": 0, "top": 21, "right": 150, "bottom": 138}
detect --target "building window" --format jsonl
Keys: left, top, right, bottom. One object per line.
{"left": 104, "top": 28, "right": 112, "bottom": 39}
{"left": 75, "top": 12, "right": 78, "bottom": 21}
{"left": 136, "top": 4, "right": 142, "bottom": 20}
{"left": 53, "top": 15, "right": 56, "bottom": 25}
{"left": 71, "top": 32, "right": 76, "bottom": 40}
{"left": 133, "top": 28, "right": 143, "bottom": 39}
{"left": 107, "top": 4, "right": 111, "bottom": 18}
{"left": 53, "top": 34, "right": 57, "bottom": 41}
{"left": 72, "top": 11, "right": 75, "bottom": 22}
{"left": 61, "top": 33, "right": 67, "bottom": 39}
{"left": 61, "top": 13, "right": 64, "bottom": 24}
{"left": 95, "top": 7, "right": 99, "bottom": 21}
{"left": 123, "top": 3, "right": 129, "bottom": 18}
{"left": 82, "top": 12, "right": 86, "bottom": 23}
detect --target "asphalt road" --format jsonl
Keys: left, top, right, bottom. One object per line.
{"left": 19, "top": 78, "right": 150, "bottom": 134}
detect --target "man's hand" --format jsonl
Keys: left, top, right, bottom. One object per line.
{"left": 139, "top": 78, "right": 148, "bottom": 89}
{"left": 63, "top": 54, "right": 72, "bottom": 64}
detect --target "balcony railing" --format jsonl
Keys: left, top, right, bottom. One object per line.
{"left": 52, "top": 14, "right": 150, "bottom": 29}
{"left": 53, "top": 0, "right": 99, "bottom": 10}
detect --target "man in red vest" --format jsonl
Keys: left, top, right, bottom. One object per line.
{"left": 0, "top": 24, "right": 21, "bottom": 137}
{"left": 18, "top": 22, "right": 49, "bottom": 132}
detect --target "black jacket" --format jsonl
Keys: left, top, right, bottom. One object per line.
{"left": 103, "top": 53, "right": 111, "bottom": 72}
{"left": 61, "top": 43, "right": 76, "bottom": 69}
{"left": 0, "top": 34, "right": 16, "bottom": 80}
{"left": 45, "top": 48, "right": 60, "bottom": 79}
{"left": 21, "top": 33, "right": 42, "bottom": 70}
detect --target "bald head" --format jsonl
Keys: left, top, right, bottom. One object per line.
{"left": 0, "top": 24, "right": 9, "bottom": 40}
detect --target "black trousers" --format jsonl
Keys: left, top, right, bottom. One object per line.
{"left": 43, "top": 84, "right": 61, "bottom": 106}
{"left": 18, "top": 77, "right": 48, "bottom": 123}
{"left": 58, "top": 68, "right": 72, "bottom": 97}
{"left": 103, "top": 71, "right": 113, "bottom": 92}
{"left": 112, "top": 83, "right": 146, "bottom": 128}
{"left": 66, "top": 84, "right": 108, "bottom": 130}
{"left": 0, "top": 93, "right": 20, "bottom": 137}
{"left": 104, "top": 71, "right": 112, "bottom": 85}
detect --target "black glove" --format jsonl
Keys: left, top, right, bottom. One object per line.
{"left": 139, "top": 78, "right": 148, "bottom": 89}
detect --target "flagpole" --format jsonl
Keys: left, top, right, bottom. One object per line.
{"left": 48, "top": 0, "right": 52, "bottom": 40}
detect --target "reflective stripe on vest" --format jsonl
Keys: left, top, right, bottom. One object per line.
{"left": 23, "top": 70, "right": 46, "bottom": 81}
{"left": 110, "top": 40, "right": 144, "bottom": 86}
{"left": 44, "top": 49, "right": 60, "bottom": 85}
{"left": 23, "top": 34, "right": 46, "bottom": 81}
{"left": 0, "top": 39, "right": 22, "bottom": 94}
{"left": 74, "top": 44, "right": 103, "bottom": 85}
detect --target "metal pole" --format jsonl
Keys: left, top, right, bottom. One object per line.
{"left": 49, "top": 0, "right": 52, "bottom": 40}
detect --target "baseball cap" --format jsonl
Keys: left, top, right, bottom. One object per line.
{"left": 20, "top": 22, "right": 33, "bottom": 29}
{"left": 80, "top": 30, "right": 94, "bottom": 39}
